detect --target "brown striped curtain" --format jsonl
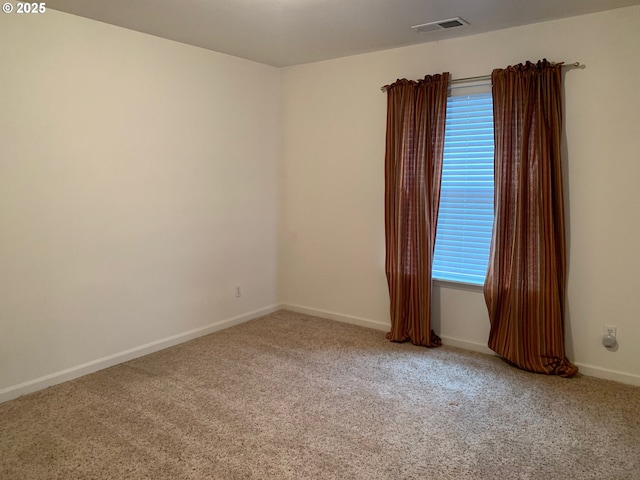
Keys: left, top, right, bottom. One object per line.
{"left": 384, "top": 74, "right": 449, "bottom": 347}
{"left": 485, "top": 60, "right": 577, "bottom": 377}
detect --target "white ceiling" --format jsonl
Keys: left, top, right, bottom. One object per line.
{"left": 47, "top": 0, "right": 640, "bottom": 67}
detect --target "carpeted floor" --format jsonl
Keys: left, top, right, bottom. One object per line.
{"left": 1, "top": 310, "right": 639, "bottom": 479}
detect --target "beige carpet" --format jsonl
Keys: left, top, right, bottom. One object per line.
{"left": 1, "top": 310, "right": 639, "bottom": 480}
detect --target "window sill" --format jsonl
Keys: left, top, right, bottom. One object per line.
{"left": 433, "top": 278, "right": 485, "bottom": 292}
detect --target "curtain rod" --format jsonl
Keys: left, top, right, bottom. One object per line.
{"left": 380, "top": 62, "right": 581, "bottom": 92}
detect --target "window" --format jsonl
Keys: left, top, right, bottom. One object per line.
{"left": 433, "top": 88, "right": 494, "bottom": 285}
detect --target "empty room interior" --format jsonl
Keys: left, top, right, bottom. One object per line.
{"left": 1, "top": 0, "right": 640, "bottom": 478}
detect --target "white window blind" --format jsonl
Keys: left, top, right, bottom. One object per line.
{"left": 433, "top": 90, "right": 494, "bottom": 285}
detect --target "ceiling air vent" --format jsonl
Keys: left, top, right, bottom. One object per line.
{"left": 411, "top": 17, "right": 469, "bottom": 33}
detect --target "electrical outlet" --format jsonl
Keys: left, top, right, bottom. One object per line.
{"left": 604, "top": 325, "right": 617, "bottom": 338}
{"left": 235, "top": 285, "right": 242, "bottom": 298}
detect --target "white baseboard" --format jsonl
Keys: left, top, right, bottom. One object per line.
{"left": 281, "top": 303, "right": 390, "bottom": 332}
{"left": 281, "top": 303, "right": 495, "bottom": 354}
{"left": 0, "top": 304, "right": 280, "bottom": 404}
{"left": 4, "top": 304, "right": 638, "bottom": 404}
{"left": 280, "top": 304, "right": 640, "bottom": 387}
{"left": 574, "top": 362, "right": 640, "bottom": 386}
{"left": 438, "top": 335, "right": 495, "bottom": 356}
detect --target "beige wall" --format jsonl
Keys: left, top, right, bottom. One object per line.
{"left": 281, "top": 6, "right": 640, "bottom": 383}
{"left": 0, "top": 11, "right": 281, "bottom": 394}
